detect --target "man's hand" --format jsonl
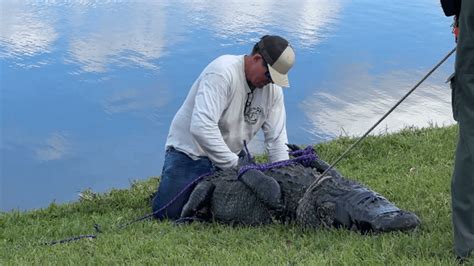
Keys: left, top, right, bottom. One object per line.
{"left": 286, "top": 143, "right": 301, "bottom": 152}
{"left": 237, "top": 150, "right": 255, "bottom": 167}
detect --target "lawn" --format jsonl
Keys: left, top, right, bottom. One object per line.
{"left": 0, "top": 125, "right": 462, "bottom": 265}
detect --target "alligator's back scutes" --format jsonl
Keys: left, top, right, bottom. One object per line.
{"left": 181, "top": 157, "right": 421, "bottom": 233}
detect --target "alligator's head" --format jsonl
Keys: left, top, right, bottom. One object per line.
{"left": 296, "top": 176, "right": 421, "bottom": 233}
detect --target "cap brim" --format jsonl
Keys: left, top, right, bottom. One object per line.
{"left": 268, "top": 64, "right": 289, "bottom": 87}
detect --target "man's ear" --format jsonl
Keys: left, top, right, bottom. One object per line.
{"left": 252, "top": 53, "right": 263, "bottom": 62}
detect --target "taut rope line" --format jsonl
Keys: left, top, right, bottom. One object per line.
{"left": 306, "top": 47, "right": 456, "bottom": 193}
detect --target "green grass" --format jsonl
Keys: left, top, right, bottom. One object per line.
{"left": 0, "top": 125, "right": 465, "bottom": 265}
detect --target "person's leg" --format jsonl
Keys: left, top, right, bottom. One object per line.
{"left": 452, "top": 122, "right": 474, "bottom": 259}
{"left": 452, "top": 0, "right": 474, "bottom": 259}
{"left": 152, "top": 148, "right": 213, "bottom": 220}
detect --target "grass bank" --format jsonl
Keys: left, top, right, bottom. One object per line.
{"left": 0, "top": 125, "right": 462, "bottom": 265}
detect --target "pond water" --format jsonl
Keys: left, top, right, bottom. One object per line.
{"left": 0, "top": 0, "right": 456, "bottom": 211}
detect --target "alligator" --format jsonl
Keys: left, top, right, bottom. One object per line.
{"left": 179, "top": 145, "right": 421, "bottom": 233}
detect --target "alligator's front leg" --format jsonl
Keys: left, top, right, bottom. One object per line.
{"left": 180, "top": 180, "right": 215, "bottom": 219}
{"left": 239, "top": 169, "right": 283, "bottom": 211}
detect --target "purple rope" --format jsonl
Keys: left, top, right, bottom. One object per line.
{"left": 118, "top": 171, "right": 215, "bottom": 228}
{"left": 128, "top": 146, "right": 317, "bottom": 225}
{"left": 43, "top": 224, "right": 101, "bottom": 245}
{"left": 243, "top": 140, "right": 253, "bottom": 163}
{"left": 238, "top": 146, "right": 318, "bottom": 177}
{"left": 44, "top": 234, "right": 97, "bottom": 245}
{"left": 44, "top": 172, "right": 214, "bottom": 245}
{"left": 289, "top": 145, "right": 315, "bottom": 157}
{"left": 44, "top": 145, "right": 319, "bottom": 245}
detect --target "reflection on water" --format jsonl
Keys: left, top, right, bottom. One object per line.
{"left": 34, "top": 132, "right": 71, "bottom": 162}
{"left": 67, "top": 3, "right": 167, "bottom": 73}
{"left": 301, "top": 64, "right": 454, "bottom": 140}
{"left": 181, "top": 0, "right": 341, "bottom": 47}
{"left": 0, "top": 0, "right": 455, "bottom": 211}
{"left": 0, "top": 1, "right": 57, "bottom": 65}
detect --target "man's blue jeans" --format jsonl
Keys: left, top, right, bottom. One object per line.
{"left": 151, "top": 147, "right": 214, "bottom": 220}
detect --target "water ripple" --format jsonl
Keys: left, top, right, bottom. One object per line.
{"left": 0, "top": 2, "right": 58, "bottom": 62}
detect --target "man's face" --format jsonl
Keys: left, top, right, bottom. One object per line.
{"left": 247, "top": 54, "right": 273, "bottom": 88}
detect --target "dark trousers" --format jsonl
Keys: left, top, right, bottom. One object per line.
{"left": 451, "top": 0, "right": 474, "bottom": 258}
{"left": 452, "top": 122, "right": 474, "bottom": 258}
{"left": 151, "top": 148, "right": 213, "bottom": 220}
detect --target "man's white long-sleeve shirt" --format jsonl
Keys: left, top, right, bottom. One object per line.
{"left": 166, "top": 55, "right": 289, "bottom": 169}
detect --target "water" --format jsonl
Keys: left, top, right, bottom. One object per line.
{"left": 0, "top": 0, "right": 456, "bottom": 211}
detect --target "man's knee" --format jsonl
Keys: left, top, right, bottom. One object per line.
{"left": 151, "top": 149, "right": 214, "bottom": 220}
{"left": 151, "top": 179, "right": 195, "bottom": 220}
{"left": 151, "top": 199, "right": 182, "bottom": 220}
